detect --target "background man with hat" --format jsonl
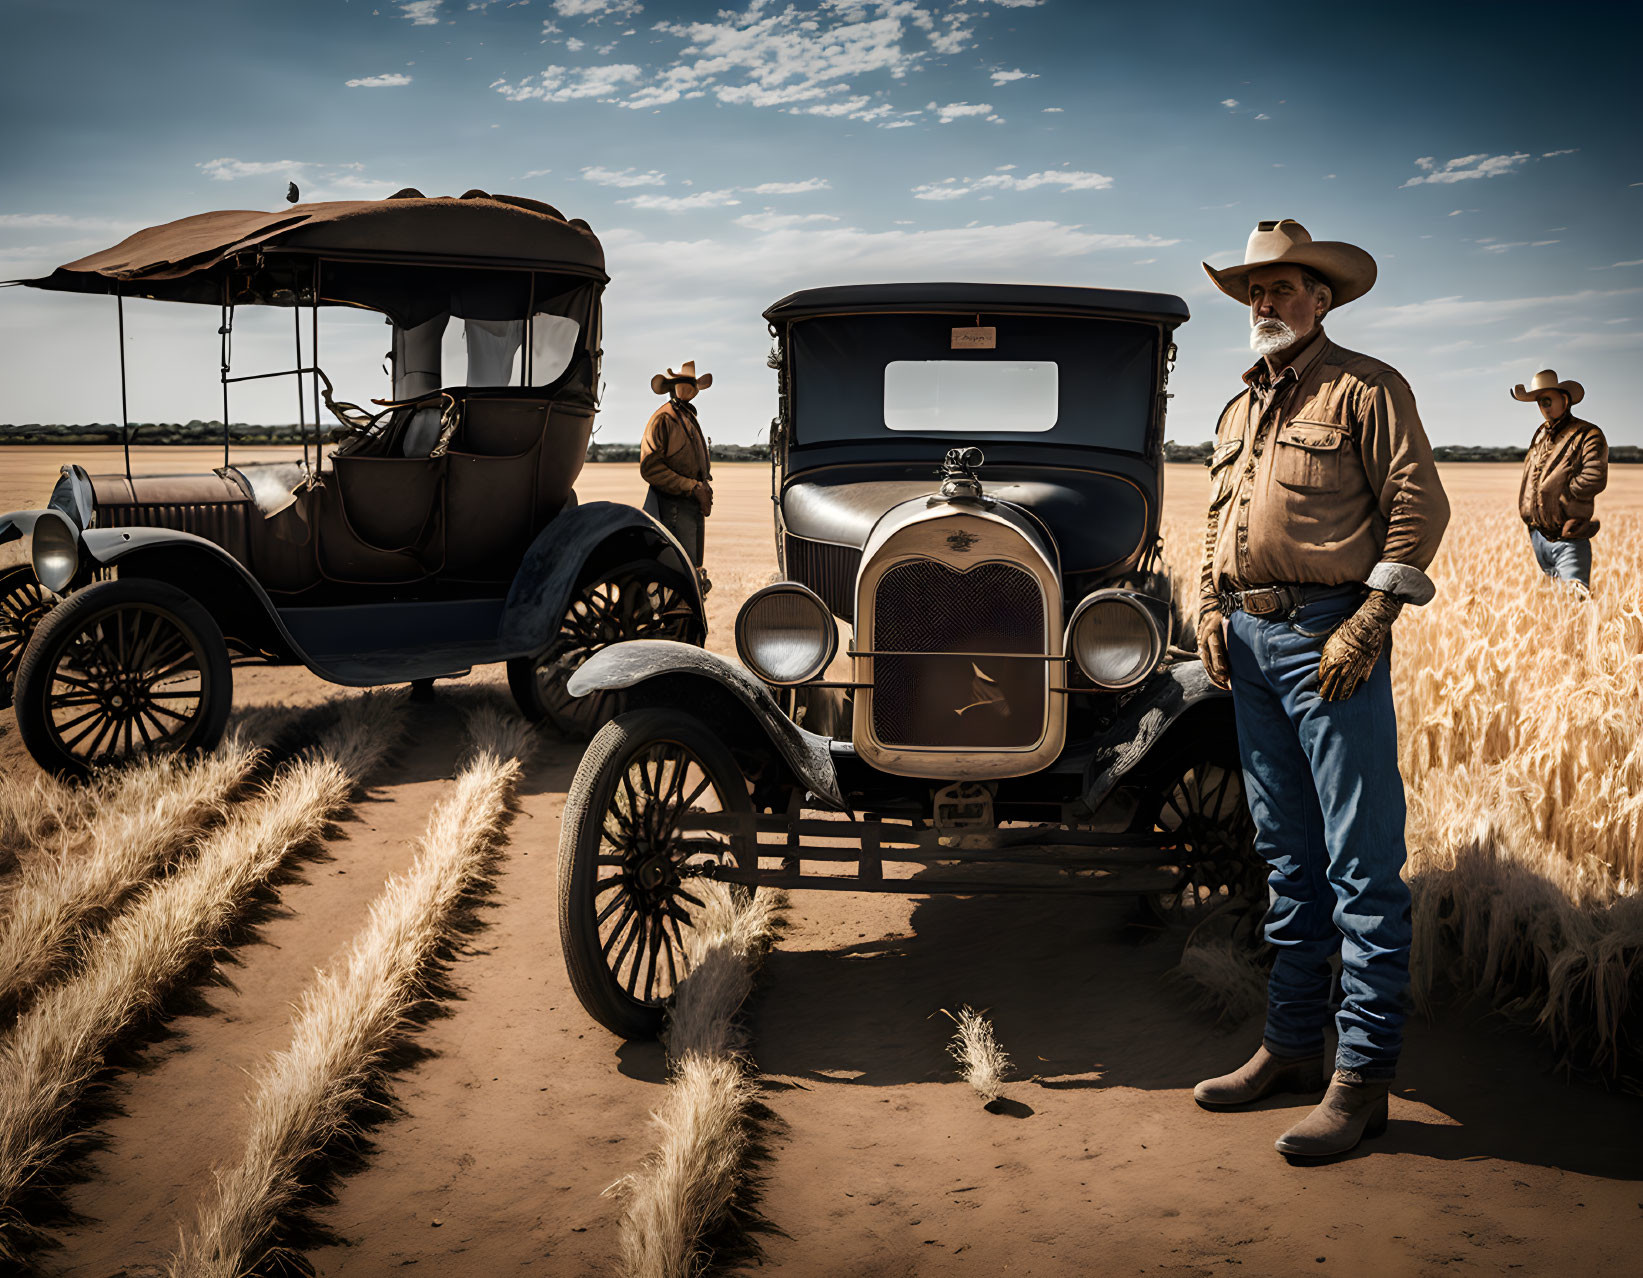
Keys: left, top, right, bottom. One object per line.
{"left": 640, "top": 360, "right": 715, "bottom": 588}
{"left": 1513, "top": 370, "right": 1607, "bottom": 590}
{"left": 1191, "top": 220, "right": 1450, "bottom": 1158}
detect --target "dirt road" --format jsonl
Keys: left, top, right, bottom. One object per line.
{"left": 0, "top": 449, "right": 1638, "bottom": 1276}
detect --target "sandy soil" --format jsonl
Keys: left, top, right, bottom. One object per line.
{"left": 1, "top": 448, "right": 1639, "bottom": 1277}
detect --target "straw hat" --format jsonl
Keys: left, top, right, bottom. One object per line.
{"left": 1510, "top": 369, "right": 1584, "bottom": 407}
{"left": 1203, "top": 219, "right": 1378, "bottom": 308}
{"left": 650, "top": 360, "right": 713, "bottom": 395}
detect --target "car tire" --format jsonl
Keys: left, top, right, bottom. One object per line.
{"left": 508, "top": 557, "right": 702, "bottom": 740}
{"left": 0, "top": 566, "right": 60, "bottom": 712}
{"left": 558, "top": 707, "right": 754, "bottom": 1039}
{"left": 1127, "top": 742, "right": 1265, "bottom": 935}
{"left": 14, "top": 578, "right": 233, "bottom": 778}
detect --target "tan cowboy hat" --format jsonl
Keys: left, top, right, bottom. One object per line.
{"left": 1203, "top": 219, "right": 1378, "bottom": 308}
{"left": 1511, "top": 369, "right": 1584, "bottom": 407}
{"left": 650, "top": 359, "right": 713, "bottom": 395}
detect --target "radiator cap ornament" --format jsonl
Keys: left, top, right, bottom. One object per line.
{"left": 939, "top": 445, "right": 986, "bottom": 501}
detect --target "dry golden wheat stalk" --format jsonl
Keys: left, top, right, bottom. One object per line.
{"left": 944, "top": 1005, "right": 1012, "bottom": 1105}
{"left": 0, "top": 737, "right": 261, "bottom": 1015}
{"left": 167, "top": 700, "right": 528, "bottom": 1278}
{"left": 611, "top": 881, "right": 785, "bottom": 1278}
{"left": 0, "top": 693, "right": 401, "bottom": 1261}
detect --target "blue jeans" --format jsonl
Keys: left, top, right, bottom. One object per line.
{"left": 1529, "top": 528, "right": 1591, "bottom": 589}
{"left": 1226, "top": 593, "right": 1411, "bottom": 1080}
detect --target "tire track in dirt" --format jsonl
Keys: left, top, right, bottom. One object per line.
{"left": 41, "top": 696, "right": 468, "bottom": 1275}
{"left": 745, "top": 891, "right": 1643, "bottom": 1276}
{"left": 301, "top": 735, "right": 679, "bottom": 1275}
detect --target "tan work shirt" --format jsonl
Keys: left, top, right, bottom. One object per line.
{"left": 1518, "top": 413, "right": 1607, "bottom": 539}
{"left": 639, "top": 399, "right": 711, "bottom": 498}
{"left": 1199, "top": 329, "right": 1450, "bottom": 606}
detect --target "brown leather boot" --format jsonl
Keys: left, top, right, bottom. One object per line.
{"left": 1193, "top": 1044, "right": 1326, "bottom": 1110}
{"left": 1274, "top": 1071, "right": 1390, "bottom": 1158}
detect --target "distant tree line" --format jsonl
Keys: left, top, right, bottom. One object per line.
{"left": 0, "top": 422, "right": 773, "bottom": 461}
{"left": 1163, "top": 439, "right": 1643, "bottom": 464}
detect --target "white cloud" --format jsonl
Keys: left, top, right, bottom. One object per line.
{"left": 1402, "top": 152, "right": 1531, "bottom": 186}
{"left": 198, "top": 157, "right": 309, "bottom": 181}
{"left": 1478, "top": 239, "right": 1560, "bottom": 253}
{"left": 619, "top": 189, "right": 741, "bottom": 212}
{"left": 733, "top": 211, "right": 840, "bottom": 231}
{"left": 565, "top": 36, "right": 584, "bottom": 51}
{"left": 553, "top": 0, "right": 641, "bottom": 19}
{"left": 1254, "top": 112, "right": 1270, "bottom": 120}
{"left": 1042, "top": 106, "right": 1063, "bottom": 113}
{"left": 1601, "top": 259, "right": 1643, "bottom": 269}
{"left": 1542, "top": 148, "right": 1578, "bottom": 157}
{"left": 519, "top": 168, "right": 553, "bottom": 179}
{"left": 581, "top": 164, "right": 666, "bottom": 187}
{"left": 399, "top": 0, "right": 442, "bottom": 25}
{"left": 1362, "top": 287, "right": 1642, "bottom": 329}
{"left": 1220, "top": 98, "right": 1238, "bottom": 108}
{"left": 0, "top": 213, "right": 143, "bottom": 233}
{"left": 912, "top": 169, "right": 1114, "bottom": 200}
{"left": 494, "top": 62, "right": 642, "bottom": 101}
{"left": 345, "top": 73, "right": 413, "bottom": 87}
{"left": 989, "top": 68, "right": 1037, "bottom": 85}
{"left": 930, "top": 100, "right": 996, "bottom": 124}
{"left": 743, "top": 178, "right": 830, "bottom": 195}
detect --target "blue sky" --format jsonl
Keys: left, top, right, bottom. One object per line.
{"left": 2, "top": 0, "right": 1639, "bottom": 446}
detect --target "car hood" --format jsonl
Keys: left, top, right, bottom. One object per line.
{"left": 781, "top": 464, "right": 1150, "bottom": 577}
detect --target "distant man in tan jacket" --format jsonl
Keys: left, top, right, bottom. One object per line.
{"left": 1191, "top": 220, "right": 1450, "bottom": 1159}
{"left": 640, "top": 361, "right": 713, "bottom": 582}
{"left": 1513, "top": 369, "right": 1607, "bottom": 590}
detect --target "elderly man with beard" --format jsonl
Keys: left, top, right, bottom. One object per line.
{"left": 1191, "top": 220, "right": 1450, "bottom": 1158}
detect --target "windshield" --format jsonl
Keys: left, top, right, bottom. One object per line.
{"left": 788, "top": 312, "right": 1157, "bottom": 450}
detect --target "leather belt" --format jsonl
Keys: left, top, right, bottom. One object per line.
{"left": 1218, "top": 582, "right": 1362, "bottom": 618}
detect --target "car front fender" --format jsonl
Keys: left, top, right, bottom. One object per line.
{"left": 568, "top": 639, "right": 845, "bottom": 811}
{"left": 500, "top": 501, "right": 705, "bottom": 653}
{"left": 1080, "top": 659, "right": 1235, "bottom": 810}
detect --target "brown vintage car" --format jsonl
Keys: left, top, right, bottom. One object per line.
{"left": 0, "top": 191, "right": 704, "bottom": 775}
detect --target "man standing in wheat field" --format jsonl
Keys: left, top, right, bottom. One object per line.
{"left": 1190, "top": 220, "right": 1450, "bottom": 1158}
{"left": 1514, "top": 369, "right": 1608, "bottom": 592}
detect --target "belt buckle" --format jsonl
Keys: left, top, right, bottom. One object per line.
{"left": 1243, "top": 588, "right": 1281, "bottom": 617}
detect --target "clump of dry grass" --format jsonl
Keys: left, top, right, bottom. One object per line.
{"left": 1172, "top": 938, "right": 1270, "bottom": 1027}
{"left": 0, "top": 693, "right": 401, "bottom": 1261}
{"left": 167, "top": 701, "right": 528, "bottom": 1278}
{"left": 943, "top": 1005, "right": 1012, "bottom": 1106}
{"left": 611, "top": 881, "right": 785, "bottom": 1278}
{"left": 0, "top": 737, "right": 261, "bottom": 1016}
{"left": 1161, "top": 502, "right": 1643, "bottom": 1077}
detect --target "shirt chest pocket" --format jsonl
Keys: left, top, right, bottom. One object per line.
{"left": 1207, "top": 438, "right": 1243, "bottom": 512}
{"left": 1273, "top": 420, "right": 1348, "bottom": 492}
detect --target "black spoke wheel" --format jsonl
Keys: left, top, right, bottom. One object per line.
{"left": 508, "top": 558, "right": 701, "bottom": 740}
{"left": 1, "top": 567, "right": 60, "bottom": 711}
{"left": 558, "top": 708, "right": 754, "bottom": 1039}
{"left": 14, "top": 579, "right": 232, "bottom": 778}
{"left": 1131, "top": 749, "right": 1264, "bottom": 934}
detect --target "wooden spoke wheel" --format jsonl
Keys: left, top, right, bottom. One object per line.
{"left": 14, "top": 579, "right": 232, "bottom": 778}
{"left": 1, "top": 567, "right": 60, "bottom": 711}
{"left": 558, "top": 708, "right": 753, "bottom": 1039}
{"left": 1132, "top": 750, "right": 1264, "bottom": 933}
{"left": 508, "top": 558, "right": 701, "bottom": 740}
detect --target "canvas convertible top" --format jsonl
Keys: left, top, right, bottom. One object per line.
{"left": 16, "top": 191, "right": 608, "bottom": 308}
{"left": 763, "top": 282, "right": 1189, "bottom": 325}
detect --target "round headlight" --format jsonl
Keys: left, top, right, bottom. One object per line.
{"left": 1067, "top": 591, "right": 1163, "bottom": 689}
{"left": 31, "top": 510, "right": 80, "bottom": 594}
{"left": 735, "top": 583, "right": 837, "bottom": 686}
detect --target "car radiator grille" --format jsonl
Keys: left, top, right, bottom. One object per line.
{"left": 784, "top": 535, "right": 860, "bottom": 621}
{"left": 870, "top": 559, "right": 1047, "bottom": 750}
{"left": 95, "top": 502, "right": 252, "bottom": 565}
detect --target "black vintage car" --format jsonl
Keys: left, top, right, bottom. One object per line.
{"left": 0, "top": 191, "right": 704, "bottom": 775}
{"left": 554, "top": 282, "right": 1262, "bottom": 1039}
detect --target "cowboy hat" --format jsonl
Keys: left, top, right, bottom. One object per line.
{"left": 1511, "top": 369, "right": 1584, "bottom": 407}
{"left": 650, "top": 359, "right": 713, "bottom": 395}
{"left": 1202, "top": 219, "right": 1378, "bottom": 308}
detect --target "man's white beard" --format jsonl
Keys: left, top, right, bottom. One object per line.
{"left": 1249, "top": 318, "right": 1298, "bottom": 357}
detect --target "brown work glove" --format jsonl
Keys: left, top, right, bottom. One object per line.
{"left": 1317, "top": 589, "right": 1402, "bottom": 702}
{"left": 694, "top": 481, "right": 713, "bottom": 516}
{"left": 1196, "top": 605, "right": 1230, "bottom": 689}
{"left": 1560, "top": 516, "right": 1599, "bottom": 539}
